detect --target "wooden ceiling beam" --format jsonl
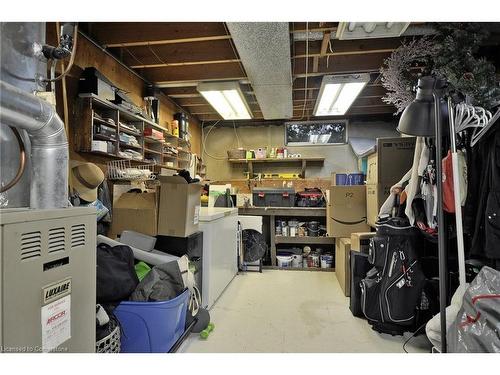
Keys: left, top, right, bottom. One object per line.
{"left": 293, "top": 38, "right": 402, "bottom": 58}
{"left": 142, "top": 61, "right": 245, "bottom": 83}
{"left": 293, "top": 52, "right": 390, "bottom": 76}
{"left": 130, "top": 59, "right": 240, "bottom": 69}
{"left": 85, "top": 22, "right": 229, "bottom": 48}
{"left": 117, "top": 39, "right": 239, "bottom": 67}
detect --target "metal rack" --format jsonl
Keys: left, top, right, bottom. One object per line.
{"left": 106, "top": 159, "right": 156, "bottom": 181}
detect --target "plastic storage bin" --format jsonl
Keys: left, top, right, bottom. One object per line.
{"left": 114, "top": 289, "right": 190, "bottom": 353}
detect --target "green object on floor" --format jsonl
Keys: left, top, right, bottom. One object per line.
{"left": 200, "top": 322, "right": 215, "bottom": 339}
{"left": 135, "top": 261, "right": 151, "bottom": 281}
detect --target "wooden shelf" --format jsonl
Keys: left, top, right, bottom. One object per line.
{"left": 144, "top": 148, "right": 162, "bottom": 155}
{"left": 263, "top": 266, "right": 334, "bottom": 272}
{"left": 238, "top": 207, "right": 326, "bottom": 217}
{"left": 93, "top": 117, "right": 116, "bottom": 128}
{"left": 228, "top": 157, "right": 324, "bottom": 179}
{"left": 228, "top": 157, "right": 324, "bottom": 163}
{"left": 119, "top": 142, "right": 142, "bottom": 150}
{"left": 76, "top": 95, "right": 206, "bottom": 178}
{"left": 144, "top": 136, "right": 165, "bottom": 144}
{"left": 93, "top": 134, "right": 116, "bottom": 142}
{"left": 119, "top": 127, "right": 142, "bottom": 137}
{"left": 275, "top": 236, "right": 334, "bottom": 245}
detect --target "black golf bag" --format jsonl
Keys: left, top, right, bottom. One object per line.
{"left": 360, "top": 217, "right": 426, "bottom": 335}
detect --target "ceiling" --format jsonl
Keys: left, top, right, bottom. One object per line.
{"left": 80, "top": 22, "right": 424, "bottom": 124}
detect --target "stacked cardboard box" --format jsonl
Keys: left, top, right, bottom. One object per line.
{"left": 366, "top": 137, "right": 416, "bottom": 226}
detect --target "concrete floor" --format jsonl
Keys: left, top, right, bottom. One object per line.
{"left": 180, "top": 270, "right": 433, "bottom": 353}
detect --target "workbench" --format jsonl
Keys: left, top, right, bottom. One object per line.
{"left": 238, "top": 206, "right": 334, "bottom": 269}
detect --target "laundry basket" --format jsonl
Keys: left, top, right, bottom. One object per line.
{"left": 114, "top": 289, "right": 190, "bottom": 353}
{"left": 95, "top": 320, "right": 121, "bottom": 353}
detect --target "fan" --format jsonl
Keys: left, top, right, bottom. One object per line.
{"left": 242, "top": 229, "right": 268, "bottom": 263}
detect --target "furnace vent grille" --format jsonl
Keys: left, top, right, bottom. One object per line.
{"left": 48, "top": 227, "right": 66, "bottom": 253}
{"left": 71, "top": 224, "right": 86, "bottom": 248}
{"left": 20, "top": 231, "right": 42, "bottom": 260}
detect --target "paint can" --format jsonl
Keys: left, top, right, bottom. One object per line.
{"left": 320, "top": 254, "right": 334, "bottom": 269}
{"left": 282, "top": 226, "right": 289, "bottom": 237}
{"left": 289, "top": 225, "right": 297, "bottom": 237}
{"left": 308, "top": 252, "right": 320, "bottom": 268}
{"left": 291, "top": 254, "right": 303, "bottom": 268}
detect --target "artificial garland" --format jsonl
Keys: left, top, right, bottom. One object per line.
{"left": 380, "top": 37, "right": 437, "bottom": 114}
{"left": 381, "top": 23, "right": 500, "bottom": 114}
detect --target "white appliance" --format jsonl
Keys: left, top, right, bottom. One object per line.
{"left": 199, "top": 207, "right": 238, "bottom": 309}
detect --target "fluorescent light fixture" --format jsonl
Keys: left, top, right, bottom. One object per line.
{"left": 197, "top": 81, "right": 252, "bottom": 120}
{"left": 336, "top": 22, "right": 410, "bottom": 40}
{"left": 313, "top": 74, "right": 370, "bottom": 117}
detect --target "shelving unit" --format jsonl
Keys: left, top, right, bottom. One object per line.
{"left": 228, "top": 157, "right": 325, "bottom": 178}
{"left": 238, "top": 207, "right": 333, "bottom": 269}
{"left": 275, "top": 236, "right": 334, "bottom": 245}
{"left": 74, "top": 94, "right": 206, "bottom": 174}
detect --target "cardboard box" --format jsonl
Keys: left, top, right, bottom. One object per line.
{"left": 111, "top": 191, "right": 158, "bottom": 237}
{"left": 351, "top": 232, "right": 375, "bottom": 254}
{"left": 328, "top": 186, "right": 370, "bottom": 237}
{"left": 366, "top": 183, "right": 392, "bottom": 227}
{"left": 366, "top": 137, "right": 416, "bottom": 185}
{"left": 335, "top": 238, "right": 351, "bottom": 296}
{"left": 157, "top": 175, "right": 202, "bottom": 237}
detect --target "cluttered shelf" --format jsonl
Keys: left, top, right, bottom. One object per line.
{"left": 263, "top": 266, "right": 335, "bottom": 272}
{"left": 238, "top": 207, "right": 326, "bottom": 217}
{"left": 274, "top": 236, "right": 334, "bottom": 245}
{"left": 228, "top": 157, "right": 325, "bottom": 163}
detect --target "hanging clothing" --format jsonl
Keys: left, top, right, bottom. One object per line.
{"left": 471, "top": 128, "right": 500, "bottom": 260}
{"left": 442, "top": 150, "right": 468, "bottom": 213}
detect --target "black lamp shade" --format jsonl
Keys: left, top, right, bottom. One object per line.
{"left": 397, "top": 76, "right": 448, "bottom": 136}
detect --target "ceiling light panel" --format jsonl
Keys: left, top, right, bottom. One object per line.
{"left": 336, "top": 22, "right": 410, "bottom": 40}
{"left": 314, "top": 74, "right": 370, "bottom": 116}
{"left": 197, "top": 81, "right": 252, "bottom": 120}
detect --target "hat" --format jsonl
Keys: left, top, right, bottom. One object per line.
{"left": 70, "top": 162, "right": 105, "bottom": 202}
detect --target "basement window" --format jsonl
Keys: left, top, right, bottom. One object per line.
{"left": 285, "top": 120, "right": 348, "bottom": 146}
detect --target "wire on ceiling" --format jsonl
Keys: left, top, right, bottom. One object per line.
{"left": 299, "top": 22, "right": 309, "bottom": 120}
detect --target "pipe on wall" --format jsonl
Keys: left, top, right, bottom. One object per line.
{"left": 0, "top": 80, "right": 68, "bottom": 209}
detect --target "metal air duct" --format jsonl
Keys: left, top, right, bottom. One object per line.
{"left": 226, "top": 22, "right": 293, "bottom": 119}
{"left": 0, "top": 80, "right": 68, "bottom": 209}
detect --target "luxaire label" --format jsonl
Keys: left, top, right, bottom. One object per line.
{"left": 42, "top": 278, "right": 72, "bottom": 305}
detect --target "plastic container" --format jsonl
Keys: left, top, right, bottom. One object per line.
{"left": 276, "top": 255, "right": 293, "bottom": 268}
{"left": 114, "top": 289, "right": 190, "bottom": 353}
{"left": 292, "top": 254, "right": 303, "bottom": 268}
{"left": 320, "top": 254, "right": 333, "bottom": 269}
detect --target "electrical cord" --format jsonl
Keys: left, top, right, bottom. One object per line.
{"left": 43, "top": 23, "right": 78, "bottom": 83}
{"left": 233, "top": 120, "right": 242, "bottom": 149}
{"left": 201, "top": 120, "right": 228, "bottom": 160}
{"left": 402, "top": 322, "right": 428, "bottom": 353}
{"left": 299, "top": 22, "right": 309, "bottom": 120}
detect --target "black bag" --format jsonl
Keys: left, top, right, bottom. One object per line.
{"left": 295, "top": 188, "right": 325, "bottom": 207}
{"left": 360, "top": 217, "right": 426, "bottom": 335}
{"left": 349, "top": 251, "right": 371, "bottom": 318}
{"left": 96, "top": 243, "right": 139, "bottom": 303}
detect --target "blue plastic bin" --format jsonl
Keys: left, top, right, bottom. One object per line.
{"left": 114, "top": 289, "right": 190, "bottom": 353}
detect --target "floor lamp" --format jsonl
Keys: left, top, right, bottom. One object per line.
{"left": 397, "top": 76, "right": 449, "bottom": 352}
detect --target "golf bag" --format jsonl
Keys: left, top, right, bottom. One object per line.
{"left": 360, "top": 217, "right": 426, "bottom": 335}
